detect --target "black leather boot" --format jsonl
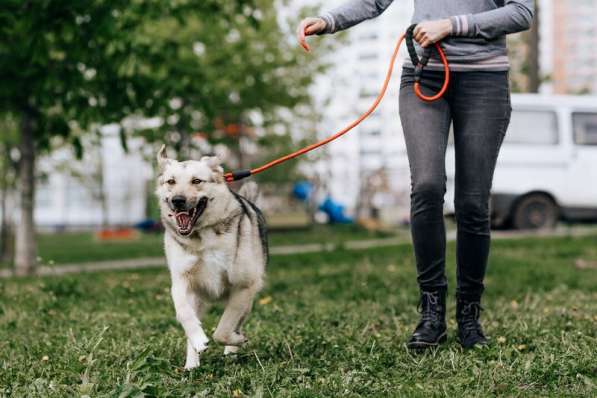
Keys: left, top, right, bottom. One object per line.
{"left": 456, "top": 296, "right": 487, "bottom": 348}
{"left": 407, "top": 290, "right": 447, "bottom": 350}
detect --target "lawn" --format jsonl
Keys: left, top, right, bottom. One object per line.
{"left": 16, "top": 225, "right": 398, "bottom": 267}
{"left": 1, "top": 234, "right": 596, "bottom": 396}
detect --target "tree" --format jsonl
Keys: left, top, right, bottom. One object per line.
{"left": 134, "top": 2, "right": 330, "bottom": 177}
{"left": 526, "top": 0, "right": 540, "bottom": 93}
{"left": 508, "top": 0, "right": 540, "bottom": 93}
{"left": 0, "top": 116, "right": 18, "bottom": 263}
{"left": 0, "top": 1, "right": 230, "bottom": 274}
{"left": 0, "top": 1, "right": 327, "bottom": 274}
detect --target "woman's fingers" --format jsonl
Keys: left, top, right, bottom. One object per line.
{"left": 413, "top": 28, "right": 428, "bottom": 46}
{"left": 413, "top": 31, "right": 430, "bottom": 47}
{"left": 412, "top": 19, "right": 452, "bottom": 48}
{"left": 413, "top": 25, "right": 423, "bottom": 39}
{"left": 297, "top": 17, "right": 326, "bottom": 53}
{"left": 305, "top": 22, "right": 322, "bottom": 35}
{"left": 297, "top": 20, "right": 310, "bottom": 52}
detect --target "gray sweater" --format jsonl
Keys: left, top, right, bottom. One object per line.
{"left": 320, "top": 0, "right": 535, "bottom": 71}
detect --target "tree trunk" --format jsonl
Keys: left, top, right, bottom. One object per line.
{"left": 99, "top": 187, "right": 109, "bottom": 228}
{"left": 235, "top": 123, "right": 246, "bottom": 170}
{"left": 526, "top": 0, "right": 540, "bottom": 93}
{"left": 0, "top": 151, "right": 11, "bottom": 263}
{"left": 15, "top": 110, "right": 37, "bottom": 276}
{"left": 0, "top": 155, "right": 8, "bottom": 262}
{"left": 97, "top": 136, "right": 109, "bottom": 228}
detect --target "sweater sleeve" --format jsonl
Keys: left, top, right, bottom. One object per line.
{"left": 319, "top": 0, "right": 395, "bottom": 35}
{"left": 450, "top": 0, "right": 534, "bottom": 39}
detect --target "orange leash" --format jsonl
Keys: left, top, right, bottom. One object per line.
{"left": 224, "top": 29, "right": 450, "bottom": 183}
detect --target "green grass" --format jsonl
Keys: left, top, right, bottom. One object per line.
{"left": 35, "top": 232, "right": 165, "bottom": 265}
{"left": 15, "top": 225, "right": 398, "bottom": 267}
{"left": 1, "top": 235, "right": 596, "bottom": 397}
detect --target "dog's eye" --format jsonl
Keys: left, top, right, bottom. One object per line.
{"left": 191, "top": 178, "right": 203, "bottom": 185}
{"left": 166, "top": 178, "right": 176, "bottom": 185}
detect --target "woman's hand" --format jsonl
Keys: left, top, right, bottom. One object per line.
{"left": 414, "top": 19, "right": 452, "bottom": 47}
{"left": 297, "top": 17, "right": 327, "bottom": 52}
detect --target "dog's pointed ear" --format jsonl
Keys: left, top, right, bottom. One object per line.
{"left": 201, "top": 155, "right": 224, "bottom": 182}
{"left": 157, "top": 145, "right": 171, "bottom": 171}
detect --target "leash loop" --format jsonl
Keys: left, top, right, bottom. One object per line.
{"left": 405, "top": 23, "right": 450, "bottom": 100}
{"left": 405, "top": 23, "right": 433, "bottom": 81}
{"left": 405, "top": 24, "right": 420, "bottom": 67}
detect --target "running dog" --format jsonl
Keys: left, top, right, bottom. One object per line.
{"left": 155, "top": 145, "right": 268, "bottom": 369}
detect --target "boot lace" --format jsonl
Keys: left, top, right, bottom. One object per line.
{"left": 460, "top": 301, "right": 484, "bottom": 334}
{"left": 418, "top": 291, "right": 441, "bottom": 323}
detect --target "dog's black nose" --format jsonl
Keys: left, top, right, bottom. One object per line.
{"left": 171, "top": 195, "right": 186, "bottom": 209}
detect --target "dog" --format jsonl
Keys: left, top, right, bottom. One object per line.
{"left": 155, "top": 145, "right": 268, "bottom": 369}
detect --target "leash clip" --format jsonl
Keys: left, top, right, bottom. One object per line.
{"left": 225, "top": 169, "right": 252, "bottom": 183}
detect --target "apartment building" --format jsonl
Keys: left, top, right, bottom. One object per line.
{"left": 552, "top": 0, "right": 597, "bottom": 94}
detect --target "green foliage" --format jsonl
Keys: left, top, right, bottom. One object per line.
{"left": 0, "top": 1, "right": 326, "bottom": 159}
{"left": 131, "top": 1, "right": 331, "bottom": 180}
{"left": 1, "top": 0, "right": 158, "bottom": 148}
{"left": 1, "top": 234, "right": 596, "bottom": 396}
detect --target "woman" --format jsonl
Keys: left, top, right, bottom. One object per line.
{"left": 298, "top": 1, "right": 534, "bottom": 349}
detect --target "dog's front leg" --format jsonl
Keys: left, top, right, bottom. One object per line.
{"left": 213, "top": 286, "right": 257, "bottom": 347}
{"left": 184, "top": 300, "right": 210, "bottom": 369}
{"left": 171, "top": 277, "right": 209, "bottom": 368}
{"left": 184, "top": 339, "right": 199, "bottom": 369}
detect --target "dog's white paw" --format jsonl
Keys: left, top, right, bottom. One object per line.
{"left": 184, "top": 357, "right": 200, "bottom": 370}
{"left": 224, "top": 345, "right": 240, "bottom": 356}
{"left": 190, "top": 332, "right": 209, "bottom": 353}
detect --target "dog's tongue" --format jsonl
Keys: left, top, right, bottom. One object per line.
{"left": 176, "top": 212, "right": 191, "bottom": 229}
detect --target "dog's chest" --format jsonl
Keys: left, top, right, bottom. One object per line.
{"left": 183, "top": 236, "right": 235, "bottom": 300}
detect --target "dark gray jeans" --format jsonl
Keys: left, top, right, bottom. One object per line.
{"left": 399, "top": 68, "right": 511, "bottom": 298}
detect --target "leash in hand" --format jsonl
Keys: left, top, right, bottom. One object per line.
{"left": 225, "top": 24, "right": 450, "bottom": 183}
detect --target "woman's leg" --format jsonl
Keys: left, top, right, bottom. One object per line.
{"left": 400, "top": 68, "right": 452, "bottom": 349}
{"left": 399, "top": 69, "right": 452, "bottom": 292}
{"left": 450, "top": 71, "right": 511, "bottom": 347}
{"left": 451, "top": 71, "right": 511, "bottom": 298}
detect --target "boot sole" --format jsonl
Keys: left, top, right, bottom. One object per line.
{"left": 407, "top": 331, "right": 447, "bottom": 350}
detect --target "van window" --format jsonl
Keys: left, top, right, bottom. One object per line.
{"left": 504, "top": 110, "right": 559, "bottom": 145}
{"left": 573, "top": 112, "right": 597, "bottom": 146}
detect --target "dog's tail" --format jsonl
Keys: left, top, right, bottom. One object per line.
{"left": 238, "top": 181, "right": 260, "bottom": 203}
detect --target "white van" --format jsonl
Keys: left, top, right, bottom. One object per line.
{"left": 445, "top": 94, "right": 597, "bottom": 230}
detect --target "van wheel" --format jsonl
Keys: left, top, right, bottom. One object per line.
{"left": 512, "top": 194, "right": 559, "bottom": 230}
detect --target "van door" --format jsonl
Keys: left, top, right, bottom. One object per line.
{"left": 492, "top": 108, "right": 568, "bottom": 198}
{"left": 568, "top": 112, "right": 597, "bottom": 211}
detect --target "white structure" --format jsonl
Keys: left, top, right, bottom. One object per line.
{"left": 36, "top": 127, "right": 152, "bottom": 228}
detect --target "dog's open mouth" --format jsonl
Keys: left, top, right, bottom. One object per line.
{"left": 174, "top": 197, "right": 208, "bottom": 236}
